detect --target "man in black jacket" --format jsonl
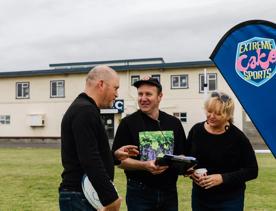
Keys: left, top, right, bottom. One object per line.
{"left": 59, "top": 65, "right": 138, "bottom": 211}
{"left": 112, "top": 76, "right": 186, "bottom": 211}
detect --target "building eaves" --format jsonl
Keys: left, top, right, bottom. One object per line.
{"left": 49, "top": 57, "right": 165, "bottom": 68}
{"left": 113, "top": 60, "right": 214, "bottom": 71}
{"left": 0, "top": 60, "right": 214, "bottom": 78}
{"left": 0, "top": 67, "right": 91, "bottom": 78}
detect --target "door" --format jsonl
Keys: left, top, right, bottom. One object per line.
{"left": 100, "top": 114, "right": 114, "bottom": 139}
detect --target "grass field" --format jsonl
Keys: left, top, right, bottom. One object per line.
{"left": 0, "top": 148, "right": 275, "bottom": 211}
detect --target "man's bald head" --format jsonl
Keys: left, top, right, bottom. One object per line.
{"left": 86, "top": 65, "right": 117, "bottom": 86}
{"left": 84, "top": 65, "right": 119, "bottom": 108}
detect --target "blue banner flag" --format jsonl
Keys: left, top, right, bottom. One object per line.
{"left": 210, "top": 20, "right": 276, "bottom": 158}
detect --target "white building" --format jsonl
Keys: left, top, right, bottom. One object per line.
{"left": 0, "top": 58, "right": 261, "bottom": 145}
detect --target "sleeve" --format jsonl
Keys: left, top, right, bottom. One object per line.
{"left": 222, "top": 133, "right": 258, "bottom": 186}
{"left": 112, "top": 118, "right": 137, "bottom": 165}
{"left": 72, "top": 108, "right": 118, "bottom": 206}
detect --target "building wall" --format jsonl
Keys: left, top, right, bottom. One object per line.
{"left": 0, "top": 74, "right": 84, "bottom": 137}
{"left": 121, "top": 67, "right": 243, "bottom": 132}
{"left": 0, "top": 66, "right": 244, "bottom": 139}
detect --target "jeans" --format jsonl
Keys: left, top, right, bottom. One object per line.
{"left": 59, "top": 190, "right": 96, "bottom": 211}
{"left": 126, "top": 179, "right": 178, "bottom": 211}
{"left": 191, "top": 188, "right": 244, "bottom": 211}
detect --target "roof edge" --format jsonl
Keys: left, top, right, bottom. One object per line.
{"left": 0, "top": 60, "right": 214, "bottom": 78}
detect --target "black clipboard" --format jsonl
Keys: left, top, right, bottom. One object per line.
{"left": 155, "top": 154, "right": 197, "bottom": 172}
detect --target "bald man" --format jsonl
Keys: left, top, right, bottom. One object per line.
{"left": 59, "top": 65, "right": 137, "bottom": 211}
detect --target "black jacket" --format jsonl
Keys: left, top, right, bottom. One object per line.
{"left": 59, "top": 93, "right": 118, "bottom": 206}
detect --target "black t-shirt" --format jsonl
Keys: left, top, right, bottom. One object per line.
{"left": 185, "top": 122, "right": 258, "bottom": 198}
{"left": 59, "top": 93, "right": 118, "bottom": 206}
{"left": 112, "top": 110, "right": 186, "bottom": 189}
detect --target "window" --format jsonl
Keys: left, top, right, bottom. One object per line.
{"left": 171, "top": 75, "right": 188, "bottom": 89}
{"left": 16, "top": 82, "right": 30, "bottom": 99}
{"left": 0, "top": 115, "right": 10, "bottom": 124}
{"left": 173, "top": 112, "right": 187, "bottom": 122}
{"left": 199, "top": 73, "right": 217, "bottom": 92}
{"left": 131, "top": 75, "right": 140, "bottom": 85}
{"left": 151, "top": 74, "right": 160, "bottom": 82}
{"left": 50, "top": 80, "right": 65, "bottom": 98}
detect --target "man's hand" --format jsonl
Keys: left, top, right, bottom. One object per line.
{"left": 144, "top": 160, "right": 168, "bottom": 175}
{"left": 100, "top": 197, "right": 122, "bottom": 211}
{"left": 184, "top": 167, "right": 195, "bottom": 177}
{"left": 114, "top": 145, "right": 139, "bottom": 161}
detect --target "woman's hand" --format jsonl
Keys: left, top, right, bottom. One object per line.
{"left": 192, "top": 173, "right": 223, "bottom": 189}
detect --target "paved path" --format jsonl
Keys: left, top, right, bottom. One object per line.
{"left": 0, "top": 141, "right": 269, "bottom": 150}
{"left": 0, "top": 142, "right": 60, "bottom": 148}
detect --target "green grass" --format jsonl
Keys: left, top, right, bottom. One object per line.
{"left": 0, "top": 148, "right": 275, "bottom": 211}
{"left": 0, "top": 148, "right": 61, "bottom": 211}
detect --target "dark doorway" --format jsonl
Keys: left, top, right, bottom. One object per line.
{"left": 101, "top": 114, "right": 114, "bottom": 139}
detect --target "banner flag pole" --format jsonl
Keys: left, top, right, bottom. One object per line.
{"left": 203, "top": 68, "right": 208, "bottom": 100}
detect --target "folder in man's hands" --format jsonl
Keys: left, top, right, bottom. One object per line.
{"left": 155, "top": 154, "right": 197, "bottom": 172}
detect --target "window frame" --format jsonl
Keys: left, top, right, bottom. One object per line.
{"left": 151, "top": 74, "right": 160, "bottom": 82}
{"left": 199, "top": 73, "right": 217, "bottom": 93}
{"left": 50, "top": 80, "right": 65, "bottom": 98}
{"left": 171, "top": 74, "right": 189, "bottom": 89}
{"left": 16, "top": 82, "right": 30, "bottom": 99}
{"left": 173, "top": 112, "right": 187, "bottom": 123}
{"left": 0, "top": 115, "right": 10, "bottom": 125}
{"left": 131, "top": 75, "right": 140, "bottom": 85}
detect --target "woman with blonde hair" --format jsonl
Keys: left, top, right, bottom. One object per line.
{"left": 185, "top": 91, "right": 258, "bottom": 211}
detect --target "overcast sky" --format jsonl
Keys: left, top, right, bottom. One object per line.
{"left": 0, "top": 0, "right": 275, "bottom": 72}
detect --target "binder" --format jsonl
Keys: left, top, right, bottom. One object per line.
{"left": 155, "top": 154, "right": 197, "bottom": 172}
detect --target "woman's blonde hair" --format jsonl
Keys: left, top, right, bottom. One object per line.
{"left": 204, "top": 91, "right": 235, "bottom": 123}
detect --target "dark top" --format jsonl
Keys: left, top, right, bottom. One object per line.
{"left": 59, "top": 93, "right": 118, "bottom": 206}
{"left": 185, "top": 122, "right": 258, "bottom": 198}
{"left": 112, "top": 110, "right": 186, "bottom": 189}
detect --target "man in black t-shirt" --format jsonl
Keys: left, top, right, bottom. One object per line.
{"left": 112, "top": 76, "right": 186, "bottom": 211}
